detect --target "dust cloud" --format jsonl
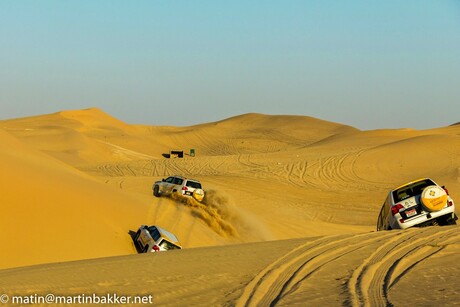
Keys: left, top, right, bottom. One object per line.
{"left": 171, "top": 190, "right": 274, "bottom": 241}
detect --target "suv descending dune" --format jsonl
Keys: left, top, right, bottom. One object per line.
{"left": 134, "top": 225, "right": 182, "bottom": 253}
{"left": 377, "top": 178, "right": 457, "bottom": 231}
{"left": 152, "top": 175, "right": 205, "bottom": 202}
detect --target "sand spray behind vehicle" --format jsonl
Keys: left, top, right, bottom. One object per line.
{"left": 171, "top": 190, "right": 274, "bottom": 241}
{"left": 171, "top": 190, "right": 238, "bottom": 238}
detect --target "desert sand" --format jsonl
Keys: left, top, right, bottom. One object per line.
{"left": 0, "top": 108, "right": 459, "bottom": 306}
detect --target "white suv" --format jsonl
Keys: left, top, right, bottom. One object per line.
{"left": 377, "top": 178, "right": 457, "bottom": 231}
{"left": 134, "top": 225, "right": 182, "bottom": 253}
{"left": 152, "top": 175, "right": 205, "bottom": 202}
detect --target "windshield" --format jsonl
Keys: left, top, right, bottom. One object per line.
{"left": 392, "top": 179, "right": 436, "bottom": 202}
{"left": 159, "top": 239, "right": 181, "bottom": 250}
{"left": 147, "top": 226, "right": 161, "bottom": 241}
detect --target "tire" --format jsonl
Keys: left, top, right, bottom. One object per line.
{"left": 153, "top": 185, "right": 160, "bottom": 197}
{"left": 173, "top": 189, "right": 183, "bottom": 199}
{"left": 193, "top": 189, "right": 205, "bottom": 202}
{"left": 441, "top": 214, "right": 457, "bottom": 226}
{"left": 143, "top": 244, "right": 150, "bottom": 253}
{"left": 421, "top": 185, "right": 447, "bottom": 212}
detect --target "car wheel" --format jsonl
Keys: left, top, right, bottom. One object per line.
{"left": 172, "top": 189, "right": 180, "bottom": 197}
{"left": 442, "top": 214, "right": 457, "bottom": 226}
{"left": 153, "top": 185, "right": 160, "bottom": 197}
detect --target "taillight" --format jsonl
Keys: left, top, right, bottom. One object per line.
{"left": 442, "top": 186, "right": 449, "bottom": 195}
{"left": 182, "top": 186, "right": 188, "bottom": 191}
{"left": 391, "top": 204, "right": 404, "bottom": 216}
{"left": 153, "top": 245, "right": 160, "bottom": 252}
{"left": 447, "top": 201, "right": 453, "bottom": 207}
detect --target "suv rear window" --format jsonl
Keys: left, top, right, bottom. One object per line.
{"left": 392, "top": 179, "right": 436, "bottom": 202}
{"left": 186, "top": 181, "right": 202, "bottom": 189}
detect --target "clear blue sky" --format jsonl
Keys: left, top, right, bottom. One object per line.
{"left": 1, "top": 1, "right": 459, "bottom": 129}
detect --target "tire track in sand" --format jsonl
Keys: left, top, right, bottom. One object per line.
{"left": 272, "top": 150, "right": 373, "bottom": 190}
{"left": 313, "top": 152, "right": 372, "bottom": 190}
{"left": 236, "top": 232, "right": 394, "bottom": 307}
{"left": 347, "top": 227, "right": 458, "bottom": 307}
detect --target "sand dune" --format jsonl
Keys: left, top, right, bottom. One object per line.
{"left": 1, "top": 108, "right": 459, "bottom": 305}
{"left": 0, "top": 127, "right": 149, "bottom": 269}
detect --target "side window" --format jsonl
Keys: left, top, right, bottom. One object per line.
{"left": 174, "top": 178, "right": 184, "bottom": 185}
{"left": 165, "top": 177, "right": 174, "bottom": 183}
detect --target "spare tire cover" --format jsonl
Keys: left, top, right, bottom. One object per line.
{"left": 421, "top": 185, "right": 447, "bottom": 212}
{"left": 193, "top": 189, "right": 205, "bottom": 202}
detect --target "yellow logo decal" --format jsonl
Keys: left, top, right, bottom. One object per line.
{"left": 429, "top": 191, "right": 435, "bottom": 197}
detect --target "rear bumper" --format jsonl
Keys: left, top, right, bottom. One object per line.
{"left": 182, "top": 190, "right": 193, "bottom": 197}
{"left": 391, "top": 206, "right": 456, "bottom": 229}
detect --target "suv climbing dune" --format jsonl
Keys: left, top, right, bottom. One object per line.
{"left": 377, "top": 178, "right": 457, "bottom": 231}
{"left": 152, "top": 175, "right": 205, "bottom": 202}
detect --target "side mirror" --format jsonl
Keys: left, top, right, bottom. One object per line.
{"left": 162, "top": 179, "right": 165, "bottom": 182}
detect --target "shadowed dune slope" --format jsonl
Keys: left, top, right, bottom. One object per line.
{"left": 0, "top": 126, "right": 241, "bottom": 270}
{"left": 0, "top": 128, "right": 151, "bottom": 269}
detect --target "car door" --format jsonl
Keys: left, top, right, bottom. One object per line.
{"left": 161, "top": 176, "right": 175, "bottom": 194}
{"left": 172, "top": 177, "right": 184, "bottom": 194}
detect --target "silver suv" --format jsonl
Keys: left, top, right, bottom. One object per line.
{"left": 134, "top": 225, "right": 182, "bottom": 253}
{"left": 152, "top": 175, "right": 205, "bottom": 202}
{"left": 377, "top": 178, "right": 457, "bottom": 231}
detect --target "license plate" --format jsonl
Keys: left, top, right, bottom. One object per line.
{"left": 405, "top": 208, "right": 417, "bottom": 217}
